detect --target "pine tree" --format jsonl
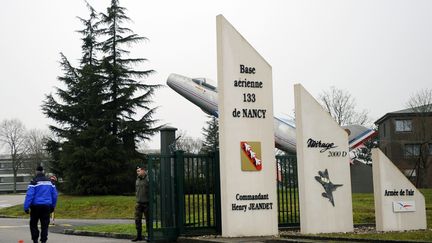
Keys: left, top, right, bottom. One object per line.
{"left": 98, "top": 0, "right": 161, "bottom": 151}
{"left": 42, "top": 4, "right": 113, "bottom": 194}
{"left": 201, "top": 116, "right": 219, "bottom": 153}
{"left": 42, "top": 1, "right": 159, "bottom": 194}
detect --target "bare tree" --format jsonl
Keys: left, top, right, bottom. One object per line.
{"left": 0, "top": 119, "right": 28, "bottom": 193}
{"left": 406, "top": 88, "right": 432, "bottom": 188}
{"left": 319, "top": 86, "right": 370, "bottom": 126}
{"left": 175, "top": 130, "right": 203, "bottom": 154}
{"left": 25, "top": 129, "right": 49, "bottom": 177}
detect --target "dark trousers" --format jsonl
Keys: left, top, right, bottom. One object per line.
{"left": 29, "top": 205, "right": 51, "bottom": 242}
{"left": 134, "top": 202, "right": 149, "bottom": 235}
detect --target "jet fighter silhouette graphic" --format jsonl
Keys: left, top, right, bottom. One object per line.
{"left": 315, "top": 169, "right": 343, "bottom": 207}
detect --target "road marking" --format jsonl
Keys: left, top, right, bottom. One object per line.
{"left": 0, "top": 224, "right": 63, "bottom": 229}
{"left": 0, "top": 225, "right": 28, "bottom": 229}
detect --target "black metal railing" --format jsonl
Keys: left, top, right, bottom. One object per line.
{"left": 276, "top": 155, "right": 300, "bottom": 226}
{"left": 147, "top": 151, "right": 221, "bottom": 241}
{"left": 182, "top": 152, "right": 221, "bottom": 234}
{"left": 147, "top": 152, "right": 298, "bottom": 242}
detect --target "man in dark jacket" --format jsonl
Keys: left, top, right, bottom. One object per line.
{"left": 132, "top": 165, "right": 149, "bottom": 242}
{"left": 24, "top": 166, "right": 58, "bottom": 243}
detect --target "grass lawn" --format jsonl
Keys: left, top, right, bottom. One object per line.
{"left": 0, "top": 194, "right": 135, "bottom": 219}
{"left": 352, "top": 192, "right": 375, "bottom": 224}
{"left": 75, "top": 223, "right": 139, "bottom": 235}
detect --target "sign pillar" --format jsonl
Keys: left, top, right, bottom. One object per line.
{"left": 217, "top": 15, "right": 278, "bottom": 237}
{"left": 294, "top": 84, "right": 353, "bottom": 234}
{"left": 372, "top": 149, "right": 426, "bottom": 231}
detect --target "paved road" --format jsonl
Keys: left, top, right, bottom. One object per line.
{"left": 0, "top": 218, "right": 133, "bottom": 243}
{"left": 0, "top": 193, "right": 25, "bottom": 208}
{"left": 0, "top": 194, "right": 139, "bottom": 242}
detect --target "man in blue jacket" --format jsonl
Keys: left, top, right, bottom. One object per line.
{"left": 24, "top": 166, "right": 58, "bottom": 243}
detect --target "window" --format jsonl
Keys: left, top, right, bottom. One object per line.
{"left": 404, "top": 144, "right": 420, "bottom": 157}
{"left": 395, "top": 119, "right": 412, "bottom": 132}
{"left": 192, "top": 78, "right": 217, "bottom": 91}
{"left": 379, "top": 124, "right": 386, "bottom": 138}
{"left": 403, "top": 169, "right": 416, "bottom": 177}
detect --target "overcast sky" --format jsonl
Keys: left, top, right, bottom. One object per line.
{"left": 1, "top": 0, "right": 431, "bottom": 150}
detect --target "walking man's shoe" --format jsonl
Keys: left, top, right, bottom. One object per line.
{"left": 131, "top": 236, "right": 142, "bottom": 242}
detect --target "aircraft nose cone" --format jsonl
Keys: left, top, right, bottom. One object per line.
{"left": 166, "top": 73, "right": 185, "bottom": 88}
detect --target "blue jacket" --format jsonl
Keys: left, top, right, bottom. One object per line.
{"left": 24, "top": 174, "right": 58, "bottom": 211}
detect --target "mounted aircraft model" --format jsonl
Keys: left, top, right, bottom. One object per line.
{"left": 166, "top": 73, "right": 376, "bottom": 161}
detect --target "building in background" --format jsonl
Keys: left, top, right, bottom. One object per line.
{"left": 375, "top": 106, "right": 432, "bottom": 188}
{"left": 0, "top": 154, "right": 50, "bottom": 193}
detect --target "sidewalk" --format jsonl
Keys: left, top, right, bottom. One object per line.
{"left": 0, "top": 193, "right": 25, "bottom": 208}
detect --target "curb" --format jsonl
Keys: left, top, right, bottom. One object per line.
{"left": 62, "top": 229, "right": 432, "bottom": 243}
{"left": 63, "top": 229, "right": 134, "bottom": 240}
{"left": 0, "top": 215, "right": 25, "bottom": 218}
{"left": 178, "top": 235, "right": 431, "bottom": 243}
{"left": 280, "top": 234, "right": 431, "bottom": 243}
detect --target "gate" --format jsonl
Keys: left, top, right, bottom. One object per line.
{"left": 146, "top": 151, "right": 221, "bottom": 242}
{"left": 146, "top": 152, "right": 298, "bottom": 242}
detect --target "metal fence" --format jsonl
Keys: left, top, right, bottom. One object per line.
{"left": 146, "top": 152, "right": 298, "bottom": 242}
{"left": 146, "top": 151, "right": 221, "bottom": 242}
{"left": 276, "top": 155, "right": 300, "bottom": 227}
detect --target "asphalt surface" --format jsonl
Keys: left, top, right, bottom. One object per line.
{"left": 0, "top": 194, "right": 136, "bottom": 242}
{"left": 0, "top": 218, "right": 133, "bottom": 243}
{"left": 0, "top": 193, "right": 25, "bottom": 209}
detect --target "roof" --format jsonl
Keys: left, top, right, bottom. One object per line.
{"left": 375, "top": 104, "right": 432, "bottom": 125}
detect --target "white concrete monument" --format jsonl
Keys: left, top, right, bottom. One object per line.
{"left": 217, "top": 15, "right": 278, "bottom": 237}
{"left": 294, "top": 84, "right": 354, "bottom": 234}
{"left": 372, "top": 148, "right": 427, "bottom": 231}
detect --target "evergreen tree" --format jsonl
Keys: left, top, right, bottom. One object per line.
{"left": 98, "top": 0, "right": 161, "bottom": 150}
{"left": 201, "top": 116, "right": 219, "bottom": 153}
{"left": 42, "top": 4, "right": 112, "bottom": 194}
{"left": 42, "top": 1, "right": 159, "bottom": 194}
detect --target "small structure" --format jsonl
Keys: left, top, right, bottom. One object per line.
{"left": 372, "top": 148, "right": 426, "bottom": 231}
{"left": 0, "top": 154, "right": 45, "bottom": 192}
{"left": 294, "top": 84, "right": 353, "bottom": 234}
{"left": 217, "top": 15, "right": 278, "bottom": 237}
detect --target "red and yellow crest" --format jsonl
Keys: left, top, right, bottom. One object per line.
{"left": 240, "top": 141, "right": 262, "bottom": 171}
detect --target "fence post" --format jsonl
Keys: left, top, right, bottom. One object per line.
{"left": 175, "top": 150, "right": 185, "bottom": 235}
{"left": 147, "top": 156, "right": 154, "bottom": 242}
{"left": 160, "top": 126, "right": 177, "bottom": 229}
{"left": 205, "top": 154, "right": 211, "bottom": 227}
{"left": 213, "top": 151, "right": 222, "bottom": 233}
